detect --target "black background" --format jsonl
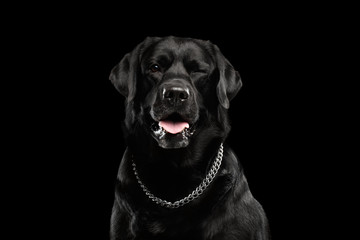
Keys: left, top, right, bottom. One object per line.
{"left": 9, "top": 3, "right": 343, "bottom": 240}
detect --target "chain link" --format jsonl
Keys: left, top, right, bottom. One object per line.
{"left": 131, "top": 143, "right": 224, "bottom": 209}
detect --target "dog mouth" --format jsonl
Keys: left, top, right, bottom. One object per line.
{"left": 150, "top": 113, "right": 196, "bottom": 148}
{"left": 159, "top": 120, "right": 189, "bottom": 134}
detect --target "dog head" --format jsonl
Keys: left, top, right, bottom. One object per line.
{"left": 110, "top": 36, "right": 242, "bottom": 149}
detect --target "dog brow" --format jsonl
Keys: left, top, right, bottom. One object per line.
{"left": 147, "top": 54, "right": 172, "bottom": 66}
{"left": 186, "top": 59, "right": 210, "bottom": 71}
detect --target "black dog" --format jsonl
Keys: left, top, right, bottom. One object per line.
{"left": 109, "top": 36, "right": 270, "bottom": 240}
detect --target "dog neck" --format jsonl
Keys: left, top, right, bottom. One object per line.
{"left": 127, "top": 135, "right": 225, "bottom": 203}
{"left": 131, "top": 143, "right": 224, "bottom": 208}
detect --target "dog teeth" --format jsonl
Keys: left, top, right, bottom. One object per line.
{"left": 158, "top": 126, "right": 166, "bottom": 139}
{"left": 182, "top": 130, "right": 186, "bottom": 138}
{"left": 152, "top": 124, "right": 166, "bottom": 139}
{"left": 183, "top": 127, "right": 195, "bottom": 137}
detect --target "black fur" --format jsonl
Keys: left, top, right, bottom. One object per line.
{"left": 109, "top": 36, "right": 270, "bottom": 240}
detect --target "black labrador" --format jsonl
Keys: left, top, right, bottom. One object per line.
{"left": 109, "top": 36, "right": 270, "bottom": 240}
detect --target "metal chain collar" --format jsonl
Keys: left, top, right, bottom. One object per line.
{"left": 131, "top": 143, "right": 224, "bottom": 209}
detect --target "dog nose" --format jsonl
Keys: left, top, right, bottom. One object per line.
{"left": 162, "top": 86, "right": 189, "bottom": 103}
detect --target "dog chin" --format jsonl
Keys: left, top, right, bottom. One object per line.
{"left": 150, "top": 122, "right": 195, "bottom": 149}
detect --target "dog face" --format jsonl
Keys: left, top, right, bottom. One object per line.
{"left": 110, "top": 36, "right": 242, "bottom": 149}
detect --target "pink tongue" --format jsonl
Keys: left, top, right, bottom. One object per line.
{"left": 159, "top": 120, "right": 189, "bottom": 134}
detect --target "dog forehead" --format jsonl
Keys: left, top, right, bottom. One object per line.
{"left": 143, "top": 37, "right": 212, "bottom": 63}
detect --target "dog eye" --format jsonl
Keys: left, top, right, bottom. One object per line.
{"left": 149, "top": 64, "right": 161, "bottom": 72}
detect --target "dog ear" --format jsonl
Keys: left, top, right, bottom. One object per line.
{"left": 109, "top": 47, "right": 140, "bottom": 103}
{"left": 109, "top": 37, "right": 160, "bottom": 102}
{"left": 214, "top": 45, "right": 242, "bottom": 109}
